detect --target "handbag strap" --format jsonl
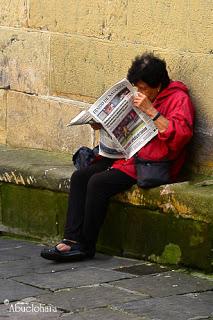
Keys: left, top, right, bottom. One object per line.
{"left": 134, "top": 152, "right": 172, "bottom": 164}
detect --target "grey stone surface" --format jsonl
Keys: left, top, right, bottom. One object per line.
{"left": 31, "top": 252, "right": 143, "bottom": 273}
{"left": 0, "top": 241, "right": 45, "bottom": 270}
{"left": 0, "top": 241, "right": 35, "bottom": 263}
{"left": 61, "top": 307, "right": 144, "bottom": 319}
{"left": 110, "top": 271, "right": 213, "bottom": 297}
{"left": 77, "top": 253, "right": 143, "bottom": 270}
{"left": 0, "top": 241, "right": 44, "bottom": 256}
{"left": 0, "top": 300, "right": 62, "bottom": 319}
{"left": 0, "top": 251, "right": 29, "bottom": 263}
{"left": 0, "top": 279, "right": 46, "bottom": 302}
{"left": 12, "top": 266, "right": 136, "bottom": 291}
{"left": 37, "top": 285, "right": 146, "bottom": 312}
{"left": 0, "top": 238, "right": 37, "bottom": 248}
{"left": 114, "top": 262, "right": 171, "bottom": 276}
{"left": 0, "top": 144, "right": 73, "bottom": 192}
{"left": 0, "top": 243, "right": 142, "bottom": 279}
{"left": 113, "top": 291, "right": 213, "bottom": 320}
{"left": 0, "top": 238, "right": 212, "bottom": 320}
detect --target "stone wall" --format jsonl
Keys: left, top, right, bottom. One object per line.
{"left": 0, "top": 0, "right": 212, "bottom": 174}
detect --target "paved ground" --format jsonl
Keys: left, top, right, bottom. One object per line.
{"left": 0, "top": 237, "right": 212, "bottom": 320}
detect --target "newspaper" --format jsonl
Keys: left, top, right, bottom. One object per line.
{"left": 68, "top": 109, "right": 97, "bottom": 125}
{"left": 68, "top": 78, "right": 158, "bottom": 159}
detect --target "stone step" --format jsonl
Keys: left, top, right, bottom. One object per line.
{"left": 0, "top": 144, "right": 212, "bottom": 272}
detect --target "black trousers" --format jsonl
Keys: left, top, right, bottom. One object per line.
{"left": 64, "top": 157, "right": 136, "bottom": 252}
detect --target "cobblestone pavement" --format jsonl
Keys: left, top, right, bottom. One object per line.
{"left": 0, "top": 237, "right": 212, "bottom": 319}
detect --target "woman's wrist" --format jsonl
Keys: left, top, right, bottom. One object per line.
{"left": 144, "top": 106, "right": 158, "bottom": 118}
{"left": 152, "top": 111, "right": 161, "bottom": 121}
{"left": 144, "top": 107, "right": 169, "bottom": 132}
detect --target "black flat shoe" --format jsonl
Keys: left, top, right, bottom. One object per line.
{"left": 40, "top": 239, "right": 95, "bottom": 262}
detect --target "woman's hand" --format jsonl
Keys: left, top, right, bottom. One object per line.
{"left": 133, "top": 92, "right": 169, "bottom": 132}
{"left": 133, "top": 92, "right": 156, "bottom": 117}
{"left": 90, "top": 123, "right": 103, "bottom": 130}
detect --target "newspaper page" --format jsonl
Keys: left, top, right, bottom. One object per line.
{"left": 89, "top": 78, "right": 158, "bottom": 159}
{"left": 68, "top": 110, "right": 98, "bottom": 125}
{"left": 67, "top": 78, "right": 158, "bottom": 159}
{"left": 99, "top": 129, "right": 125, "bottom": 159}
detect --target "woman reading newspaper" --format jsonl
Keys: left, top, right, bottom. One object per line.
{"left": 41, "top": 52, "right": 194, "bottom": 262}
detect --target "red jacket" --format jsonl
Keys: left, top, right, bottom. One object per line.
{"left": 112, "top": 81, "right": 195, "bottom": 182}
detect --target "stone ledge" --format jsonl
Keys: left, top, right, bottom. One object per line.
{"left": 0, "top": 144, "right": 212, "bottom": 224}
{"left": 0, "top": 144, "right": 73, "bottom": 193}
{"left": 0, "top": 144, "right": 212, "bottom": 271}
{"left": 116, "top": 181, "right": 213, "bottom": 224}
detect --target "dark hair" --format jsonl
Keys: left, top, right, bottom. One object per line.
{"left": 127, "top": 52, "right": 170, "bottom": 89}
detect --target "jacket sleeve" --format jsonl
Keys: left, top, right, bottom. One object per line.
{"left": 158, "top": 95, "right": 194, "bottom": 155}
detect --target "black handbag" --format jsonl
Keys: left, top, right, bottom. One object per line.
{"left": 72, "top": 146, "right": 99, "bottom": 170}
{"left": 134, "top": 156, "right": 171, "bottom": 188}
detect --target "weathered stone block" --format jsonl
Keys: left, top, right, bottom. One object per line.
{"left": 7, "top": 91, "right": 93, "bottom": 152}
{"left": 0, "top": 0, "right": 27, "bottom": 27}
{"left": 112, "top": 272, "right": 213, "bottom": 298}
{"left": 0, "top": 279, "right": 45, "bottom": 302}
{"left": 0, "top": 144, "right": 74, "bottom": 192}
{"left": 98, "top": 200, "right": 213, "bottom": 272}
{"left": 14, "top": 267, "right": 134, "bottom": 291}
{"left": 1, "top": 184, "right": 68, "bottom": 239}
{"left": 127, "top": 0, "right": 188, "bottom": 51}
{"left": 187, "top": 0, "right": 213, "bottom": 52}
{"left": 50, "top": 34, "right": 142, "bottom": 100}
{"left": 37, "top": 285, "right": 144, "bottom": 313}
{"left": 116, "top": 183, "right": 213, "bottom": 224}
{"left": 127, "top": 0, "right": 213, "bottom": 53}
{"left": 0, "top": 29, "right": 49, "bottom": 95}
{"left": 28, "top": 0, "right": 213, "bottom": 53}
{"left": 0, "top": 90, "right": 7, "bottom": 144}
{"left": 190, "top": 135, "right": 213, "bottom": 175}
{"left": 113, "top": 291, "right": 213, "bottom": 320}
{"left": 29, "top": 0, "right": 128, "bottom": 41}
